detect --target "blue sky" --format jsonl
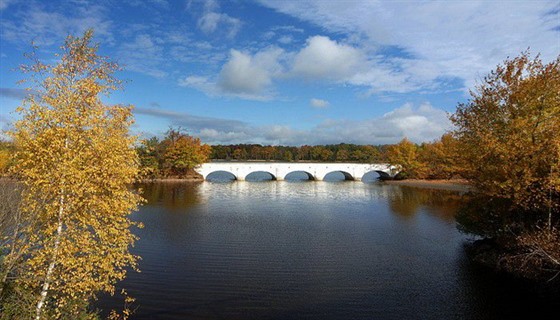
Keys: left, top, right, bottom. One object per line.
{"left": 1, "top": 0, "right": 559, "bottom": 145}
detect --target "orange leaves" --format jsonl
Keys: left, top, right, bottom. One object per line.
{"left": 451, "top": 51, "right": 560, "bottom": 214}
{"left": 386, "top": 137, "right": 429, "bottom": 179}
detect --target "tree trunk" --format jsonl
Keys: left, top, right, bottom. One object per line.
{"left": 35, "top": 192, "right": 64, "bottom": 320}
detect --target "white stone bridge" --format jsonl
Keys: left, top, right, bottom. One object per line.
{"left": 195, "top": 162, "right": 396, "bottom": 181}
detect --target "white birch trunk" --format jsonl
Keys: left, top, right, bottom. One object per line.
{"left": 35, "top": 192, "right": 64, "bottom": 320}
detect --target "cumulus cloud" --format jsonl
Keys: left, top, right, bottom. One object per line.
{"left": 218, "top": 48, "right": 284, "bottom": 94}
{"left": 310, "top": 98, "right": 329, "bottom": 108}
{"left": 382, "top": 103, "right": 450, "bottom": 141}
{"left": 179, "top": 47, "right": 284, "bottom": 100}
{"left": 181, "top": 34, "right": 445, "bottom": 99}
{"left": 292, "top": 36, "right": 365, "bottom": 80}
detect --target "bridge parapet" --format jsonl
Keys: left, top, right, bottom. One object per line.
{"left": 195, "top": 162, "right": 396, "bottom": 181}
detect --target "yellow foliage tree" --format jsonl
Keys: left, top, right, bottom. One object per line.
{"left": 161, "top": 128, "right": 211, "bottom": 177}
{"left": 451, "top": 52, "right": 560, "bottom": 221}
{"left": 418, "top": 133, "right": 462, "bottom": 179}
{"left": 385, "top": 138, "right": 427, "bottom": 179}
{"left": 8, "top": 30, "right": 142, "bottom": 319}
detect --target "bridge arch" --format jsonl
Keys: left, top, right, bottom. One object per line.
{"left": 284, "top": 170, "right": 315, "bottom": 181}
{"left": 323, "top": 170, "right": 355, "bottom": 181}
{"left": 374, "top": 170, "right": 393, "bottom": 180}
{"left": 206, "top": 170, "right": 237, "bottom": 181}
{"left": 245, "top": 171, "right": 277, "bottom": 181}
{"left": 360, "top": 171, "right": 382, "bottom": 182}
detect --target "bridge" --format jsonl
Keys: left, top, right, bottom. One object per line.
{"left": 195, "top": 162, "right": 396, "bottom": 181}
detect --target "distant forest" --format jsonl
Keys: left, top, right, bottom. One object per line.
{"left": 210, "top": 144, "right": 386, "bottom": 163}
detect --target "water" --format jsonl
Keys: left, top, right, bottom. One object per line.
{"left": 98, "top": 180, "right": 559, "bottom": 319}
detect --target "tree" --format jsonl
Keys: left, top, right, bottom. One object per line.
{"left": 335, "top": 149, "right": 350, "bottom": 162}
{"left": 161, "top": 128, "right": 211, "bottom": 177}
{"left": 297, "top": 145, "right": 312, "bottom": 161}
{"left": 282, "top": 150, "right": 294, "bottom": 162}
{"left": 232, "top": 148, "right": 247, "bottom": 160}
{"left": 136, "top": 137, "right": 161, "bottom": 179}
{"left": 6, "top": 30, "right": 142, "bottom": 319}
{"left": 451, "top": 52, "right": 560, "bottom": 222}
{"left": 418, "top": 133, "right": 462, "bottom": 179}
{"left": 385, "top": 138, "right": 427, "bottom": 179}
{"left": 361, "top": 145, "right": 381, "bottom": 163}
{"left": 452, "top": 52, "right": 560, "bottom": 280}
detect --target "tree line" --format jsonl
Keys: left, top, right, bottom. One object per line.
{"left": 210, "top": 143, "right": 383, "bottom": 163}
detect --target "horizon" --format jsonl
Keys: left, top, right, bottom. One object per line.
{"left": 1, "top": 0, "right": 558, "bottom": 146}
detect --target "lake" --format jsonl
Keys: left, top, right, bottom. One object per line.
{"left": 98, "top": 179, "right": 559, "bottom": 319}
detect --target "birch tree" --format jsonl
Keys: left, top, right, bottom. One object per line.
{"left": 7, "top": 30, "right": 142, "bottom": 319}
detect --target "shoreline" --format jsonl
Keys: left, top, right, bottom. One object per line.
{"left": 383, "top": 179, "right": 471, "bottom": 192}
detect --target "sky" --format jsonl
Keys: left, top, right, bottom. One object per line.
{"left": 0, "top": 0, "right": 559, "bottom": 146}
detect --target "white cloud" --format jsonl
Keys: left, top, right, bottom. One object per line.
{"left": 277, "top": 35, "right": 293, "bottom": 44}
{"left": 181, "top": 34, "right": 447, "bottom": 99}
{"left": 198, "top": 128, "right": 252, "bottom": 144}
{"left": 310, "top": 98, "right": 329, "bottom": 108}
{"left": 382, "top": 102, "right": 450, "bottom": 141}
{"left": 268, "top": 102, "right": 450, "bottom": 145}
{"left": 218, "top": 48, "right": 284, "bottom": 94}
{"left": 180, "top": 47, "right": 284, "bottom": 100}
{"left": 196, "top": 0, "right": 242, "bottom": 38}
{"left": 258, "top": 0, "right": 560, "bottom": 93}
{"left": 292, "top": 36, "right": 365, "bottom": 80}
{"left": 178, "top": 75, "right": 220, "bottom": 96}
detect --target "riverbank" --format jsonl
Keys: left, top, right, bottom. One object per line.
{"left": 383, "top": 179, "right": 471, "bottom": 192}
{"left": 465, "top": 237, "right": 560, "bottom": 286}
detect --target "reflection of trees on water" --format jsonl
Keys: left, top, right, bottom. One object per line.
{"left": 137, "top": 182, "right": 203, "bottom": 210}
{"left": 389, "top": 186, "right": 466, "bottom": 221}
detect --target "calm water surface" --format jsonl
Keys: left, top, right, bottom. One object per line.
{"left": 99, "top": 179, "right": 559, "bottom": 319}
